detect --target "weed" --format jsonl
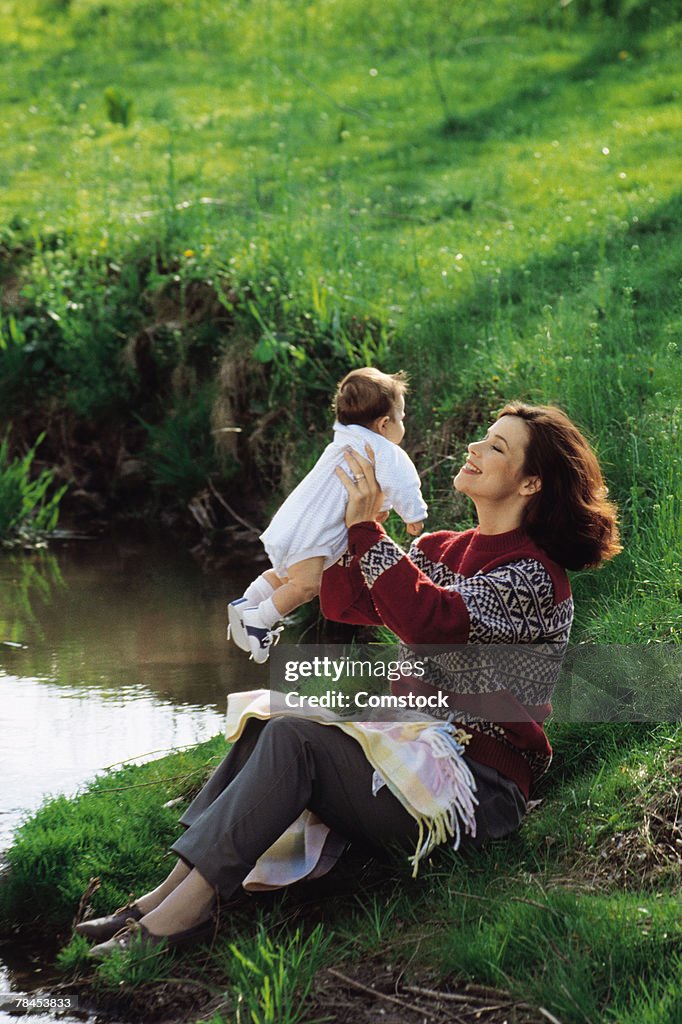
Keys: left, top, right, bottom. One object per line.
{"left": 350, "top": 892, "right": 405, "bottom": 947}
{"left": 55, "top": 934, "right": 91, "bottom": 972}
{"left": 103, "top": 87, "right": 133, "bottom": 127}
{"left": 94, "top": 935, "right": 172, "bottom": 990}
{"left": 0, "top": 315, "right": 33, "bottom": 411}
{"left": 225, "top": 923, "right": 330, "bottom": 1024}
{"left": 0, "top": 434, "right": 67, "bottom": 543}
{"left": 139, "top": 385, "right": 227, "bottom": 502}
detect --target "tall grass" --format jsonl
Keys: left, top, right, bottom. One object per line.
{"left": 221, "top": 924, "right": 330, "bottom": 1024}
{"left": 2, "top": 0, "right": 679, "bottom": 611}
{"left": 0, "top": 434, "right": 67, "bottom": 542}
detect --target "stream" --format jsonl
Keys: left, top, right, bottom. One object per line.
{"left": 0, "top": 532, "right": 266, "bottom": 1023}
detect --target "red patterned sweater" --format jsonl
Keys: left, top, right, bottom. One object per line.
{"left": 320, "top": 522, "right": 574, "bottom": 799}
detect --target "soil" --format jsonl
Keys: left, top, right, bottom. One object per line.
{"left": 307, "top": 962, "right": 552, "bottom": 1024}
{"left": 66, "top": 960, "right": 552, "bottom": 1024}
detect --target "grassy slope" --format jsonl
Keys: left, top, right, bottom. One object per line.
{"left": 1, "top": 724, "right": 680, "bottom": 1023}
{"left": 0, "top": 1, "right": 681, "bottom": 1021}
{"left": 1, "top": 0, "right": 680, "bottom": 638}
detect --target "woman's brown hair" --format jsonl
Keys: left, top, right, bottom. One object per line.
{"left": 498, "top": 402, "right": 622, "bottom": 570}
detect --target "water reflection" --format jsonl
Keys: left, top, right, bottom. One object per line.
{"left": 0, "top": 534, "right": 267, "bottom": 1021}
{"left": 0, "top": 538, "right": 264, "bottom": 711}
{"left": 0, "top": 674, "right": 226, "bottom": 849}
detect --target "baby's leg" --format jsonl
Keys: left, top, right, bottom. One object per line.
{"left": 242, "top": 570, "right": 285, "bottom": 605}
{"left": 270, "top": 556, "right": 325, "bottom": 618}
{"left": 241, "top": 559, "right": 324, "bottom": 661}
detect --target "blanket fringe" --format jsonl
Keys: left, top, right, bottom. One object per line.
{"left": 224, "top": 690, "right": 481, "bottom": 882}
{"left": 408, "top": 725, "right": 479, "bottom": 876}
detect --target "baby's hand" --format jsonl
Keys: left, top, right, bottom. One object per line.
{"left": 406, "top": 521, "right": 424, "bottom": 536}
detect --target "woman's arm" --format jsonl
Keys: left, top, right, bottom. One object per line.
{"left": 326, "top": 446, "right": 468, "bottom": 642}
{"left": 345, "top": 520, "right": 566, "bottom": 646}
{"left": 333, "top": 449, "right": 566, "bottom": 647}
{"left": 340, "top": 520, "right": 471, "bottom": 644}
{"left": 319, "top": 553, "right": 383, "bottom": 626}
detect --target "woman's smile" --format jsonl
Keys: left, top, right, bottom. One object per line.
{"left": 452, "top": 415, "right": 536, "bottom": 515}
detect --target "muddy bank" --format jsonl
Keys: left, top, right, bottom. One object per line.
{"left": 0, "top": 247, "right": 271, "bottom": 528}
{"left": 2, "top": 244, "right": 482, "bottom": 555}
{"left": 3, "top": 274, "right": 277, "bottom": 555}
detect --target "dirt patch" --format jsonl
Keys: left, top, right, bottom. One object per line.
{"left": 308, "top": 961, "right": 551, "bottom": 1024}
{"left": 574, "top": 753, "right": 682, "bottom": 891}
{"left": 0, "top": 937, "right": 559, "bottom": 1024}
{"left": 67, "top": 978, "right": 209, "bottom": 1024}
{"left": 1, "top": 272, "right": 27, "bottom": 311}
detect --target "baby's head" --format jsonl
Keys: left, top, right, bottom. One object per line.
{"left": 334, "top": 367, "right": 407, "bottom": 445}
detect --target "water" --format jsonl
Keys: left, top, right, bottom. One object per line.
{"left": 0, "top": 533, "right": 266, "bottom": 1022}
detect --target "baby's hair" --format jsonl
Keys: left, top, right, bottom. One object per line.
{"left": 334, "top": 367, "right": 408, "bottom": 427}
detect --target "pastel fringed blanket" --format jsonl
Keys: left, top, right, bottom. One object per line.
{"left": 225, "top": 689, "right": 478, "bottom": 890}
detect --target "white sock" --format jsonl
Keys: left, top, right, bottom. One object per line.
{"left": 257, "top": 596, "right": 282, "bottom": 629}
{"left": 243, "top": 574, "right": 275, "bottom": 605}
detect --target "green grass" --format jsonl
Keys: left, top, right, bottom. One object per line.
{"left": 0, "top": 431, "right": 67, "bottom": 542}
{"left": 0, "top": 3, "right": 680, "bottom": 1020}
{"left": 0, "top": 736, "right": 230, "bottom": 931}
{"left": 220, "top": 924, "right": 330, "bottom": 1024}
{"left": 1, "top": 722, "right": 679, "bottom": 1023}
{"left": 1, "top": 0, "right": 680, "bottom": 635}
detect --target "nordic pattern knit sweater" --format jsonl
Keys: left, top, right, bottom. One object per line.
{"left": 319, "top": 522, "right": 574, "bottom": 799}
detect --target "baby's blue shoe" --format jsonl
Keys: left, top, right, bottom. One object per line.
{"left": 242, "top": 608, "right": 284, "bottom": 664}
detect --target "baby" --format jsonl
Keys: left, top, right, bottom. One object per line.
{"left": 228, "top": 367, "right": 428, "bottom": 662}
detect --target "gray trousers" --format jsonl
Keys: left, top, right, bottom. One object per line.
{"left": 171, "top": 717, "right": 526, "bottom": 899}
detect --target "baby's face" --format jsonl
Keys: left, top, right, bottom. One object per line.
{"left": 382, "top": 395, "right": 406, "bottom": 445}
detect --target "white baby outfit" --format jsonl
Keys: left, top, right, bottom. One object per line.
{"left": 260, "top": 421, "right": 428, "bottom": 577}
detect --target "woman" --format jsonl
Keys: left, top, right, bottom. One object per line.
{"left": 77, "top": 402, "right": 620, "bottom": 956}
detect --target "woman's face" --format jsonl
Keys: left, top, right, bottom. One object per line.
{"left": 453, "top": 414, "right": 536, "bottom": 502}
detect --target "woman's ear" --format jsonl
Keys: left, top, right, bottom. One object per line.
{"left": 520, "top": 476, "right": 542, "bottom": 496}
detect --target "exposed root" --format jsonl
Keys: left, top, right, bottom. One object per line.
{"left": 309, "top": 960, "right": 552, "bottom": 1024}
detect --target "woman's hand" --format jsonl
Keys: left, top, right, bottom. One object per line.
{"left": 335, "top": 445, "right": 387, "bottom": 528}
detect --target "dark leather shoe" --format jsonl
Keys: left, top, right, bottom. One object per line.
{"left": 88, "top": 917, "right": 214, "bottom": 959}
{"left": 75, "top": 902, "right": 143, "bottom": 942}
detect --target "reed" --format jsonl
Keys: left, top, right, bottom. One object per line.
{"left": 0, "top": 433, "right": 67, "bottom": 543}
